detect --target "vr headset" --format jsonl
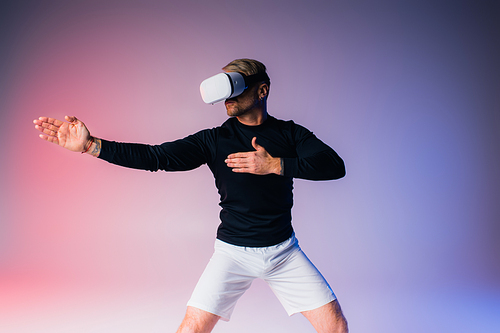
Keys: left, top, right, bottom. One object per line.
{"left": 200, "top": 71, "right": 270, "bottom": 104}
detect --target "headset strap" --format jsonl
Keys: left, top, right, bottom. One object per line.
{"left": 244, "top": 72, "right": 270, "bottom": 87}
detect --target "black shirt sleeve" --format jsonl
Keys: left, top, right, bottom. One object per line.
{"left": 281, "top": 123, "right": 345, "bottom": 180}
{"left": 98, "top": 129, "right": 215, "bottom": 172}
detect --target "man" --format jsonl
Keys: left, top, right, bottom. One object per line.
{"left": 34, "top": 59, "right": 348, "bottom": 333}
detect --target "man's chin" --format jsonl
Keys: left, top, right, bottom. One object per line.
{"left": 226, "top": 108, "right": 242, "bottom": 117}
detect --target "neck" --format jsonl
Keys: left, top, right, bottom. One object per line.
{"left": 236, "top": 105, "right": 268, "bottom": 126}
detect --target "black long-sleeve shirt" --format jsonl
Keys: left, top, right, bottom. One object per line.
{"left": 98, "top": 115, "right": 345, "bottom": 247}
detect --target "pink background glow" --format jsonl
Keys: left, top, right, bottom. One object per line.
{"left": 1, "top": 1, "right": 499, "bottom": 332}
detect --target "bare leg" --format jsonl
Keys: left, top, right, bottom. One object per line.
{"left": 301, "top": 300, "right": 348, "bottom": 333}
{"left": 176, "top": 306, "right": 220, "bottom": 333}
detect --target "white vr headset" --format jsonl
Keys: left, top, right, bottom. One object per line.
{"left": 200, "top": 71, "right": 270, "bottom": 104}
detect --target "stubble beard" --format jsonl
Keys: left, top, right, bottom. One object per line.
{"left": 225, "top": 99, "right": 259, "bottom": 118}
{"left": 226, "top": 104, "right": 246, "bottom": 117}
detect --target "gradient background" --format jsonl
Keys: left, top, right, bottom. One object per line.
{"left": 1, "top": 0, "right": 499, "bottom": 332}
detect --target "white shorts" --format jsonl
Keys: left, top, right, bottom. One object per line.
{"left": 187, "top": 234, "right": 336, "bottom": 321}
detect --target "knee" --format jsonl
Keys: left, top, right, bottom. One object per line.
{"left": 177, "top": 318, "right": 208, "bottom": 333}
{"left": 176, "top": 307, "right": 220, "bottom": 333}
{"left": 301, "top": 300, "right": 348, "bottom": 333}
{"left": 332, "top": 300, "right": 348, "bottom": 333}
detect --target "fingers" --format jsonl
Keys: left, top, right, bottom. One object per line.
{"left": 65, "top": 115, "right": 78, "bottom": 124}
{"left": 225, "top": 157, "right": 249, "bottom": 169}
{"left": 33, "top": 121, "right": 59, "bottom": 138}
{"left": 33, "top": 116, "right": 71, "bottom": 144}
{"left": 38, "top": 133, "right": 59, "bottom": 144}
{"left": 227, "top": 162, "right": 259, "bottom": 174}
{"left": 226, "top": 160, "right": 254, "bottom": 173}
{"left": 35, "top": 116, "right": 65, "bottom": 127}
{"left": 251, "top": 137, "right": 263, "bottom": 151}
{"left": 225, "top": 138, "right": 277, "bottom": 174}
{"left": 33, "top": 115, "right": 79, "bottom": 134}
{"left": 34, "top": 124, "right": 57, "bottom": 137}
{"left": 225, "top": 138, "right": 264, "bottom": 172}
{"left": 34, "top": 117, "right": 62, "bottom": 130}
{"left": 34, "top": 116, "right": 89, "bottom": 152}
{"left": 225, "top": 154, "right": 260, "bottom": 174}
{"left": 226, "top": 152, "right": 251, "bottom": 159}
{"left": 231, "top": 168, "right": 250, "bottom": 173}
{"left": 226, "top": 138, "right": 264, "bottom": 160}
{"left": 225, "top": 152, "right": 255, "bottom": 165}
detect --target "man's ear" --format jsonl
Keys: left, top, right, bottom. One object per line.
{"left": 258, "top": 83, "right": 269, "bottom": 99}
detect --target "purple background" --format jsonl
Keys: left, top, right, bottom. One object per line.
{"left": 1, "top": 1, "right": 499, "bottom": 332}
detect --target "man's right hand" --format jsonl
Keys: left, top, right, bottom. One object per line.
{"left": 33, "top": 116, "right": 92, "bottom": 152}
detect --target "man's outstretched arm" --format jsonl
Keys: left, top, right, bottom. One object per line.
{"left": 34, "top": 116, "right": 209, "bottom": 172}
{"left": 33, "top": 116, "right": 101, "bottom": 157}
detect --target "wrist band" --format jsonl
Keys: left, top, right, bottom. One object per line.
{"left": 82, "top": 137, "right": 94, "bottom": 154}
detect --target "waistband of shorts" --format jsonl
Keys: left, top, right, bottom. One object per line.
{"left": 215, "top": 233, "right": 298, "bottom": 253}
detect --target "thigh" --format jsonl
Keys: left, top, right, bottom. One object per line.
{"left": 264, "top": 247, "right": 336, "bottom": 316}
{"left": 301, "top": 300, "right": 348, "bottom": 333}
{"left": 187, "top": 242, "right": 259, "bottom": 321}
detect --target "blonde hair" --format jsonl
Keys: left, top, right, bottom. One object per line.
{"left": 222, "top": 58, "right": 270, "bottom": 86}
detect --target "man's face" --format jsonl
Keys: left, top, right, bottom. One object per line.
{"left": 224, "top": 83, "right": 260, "bottom": 117}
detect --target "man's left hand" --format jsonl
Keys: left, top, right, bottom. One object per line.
{"left": 225, "top": 137, "right": 282, "bottom": 175}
